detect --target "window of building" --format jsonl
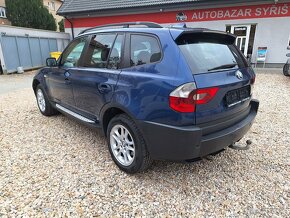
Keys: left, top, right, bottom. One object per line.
{"left": 0, "top": 7, "right": 7, "bottom": 18}
{"left": 226, "top": 25, "right": 231, "bottom": 33}
{"left": 51, "top": 1, "right": 55, "bottom": 11}
{"left": 48, "top": 1, "right": 55, "bottom": 11}
{"left": 130, "top": 34, "right": 162, "bottom": 67}
{"left": 83, "top": 34, "right": 117, "bottom": 68}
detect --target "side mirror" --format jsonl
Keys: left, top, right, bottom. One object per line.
{"left": 286, "top": 53, "right": 290, "bottom": 57}
{"left": 46, "top": 58, "right": 57, "bottom": 67}
{"left": 287, "top": 46, "right": 290, "bottom": 50}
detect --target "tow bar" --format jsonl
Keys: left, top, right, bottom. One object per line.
{"left": 229, "top": 140, "right": 252, "bottom": 150}
{"left": 192, "top": 140, "right": 253, "bottom": 161}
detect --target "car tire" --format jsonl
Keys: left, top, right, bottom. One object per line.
{"left": 107, "top": 114, "right": 152, "bottom": 174}
{"left": 283, "top": 63, "right": 290, "bottom": 76}
{"left": 35, "top": 84, "right": 58, "bottom": 116}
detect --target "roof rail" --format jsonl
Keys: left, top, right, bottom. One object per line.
{"left": 79, "top": 22, "right": 163, "bottom": 35}
{"left": 169, "top": 23, "right": 187, "bottom": 28}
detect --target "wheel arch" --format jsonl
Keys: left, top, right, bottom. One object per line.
{"left": 100, "top": 104, "right": 136, "bottom": 136}
{"left": 32, "top": 79, "right": 40, "bottom": 93}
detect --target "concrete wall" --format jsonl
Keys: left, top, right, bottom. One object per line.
{"left": 0, "top": 25, "right": 69, "bottom": 39}
{"left": 0, "top": 25, "right": 70, "bottom": 73}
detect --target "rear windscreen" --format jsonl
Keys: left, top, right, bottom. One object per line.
{"left": 177, "top": 33, "right": 247, "bottom": 74}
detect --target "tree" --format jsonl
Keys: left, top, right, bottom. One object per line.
{"left": 58, "top": 19, "right": 64, "bottom": 32}
{"left": 5, "top": 0, "right": 57, "bottom": 31}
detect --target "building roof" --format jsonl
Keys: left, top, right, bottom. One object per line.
{"left": 57, "top": 0, "right": 201, "bottom": 16}
{"left": 57, "top": 0, "right": 275, "bottom": 17}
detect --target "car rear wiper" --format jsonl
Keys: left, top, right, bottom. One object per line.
{"left": 208, "top": 63, "right": 237, "bottom": 71}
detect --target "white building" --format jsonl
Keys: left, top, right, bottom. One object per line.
{"left": 57, "top": 0, "right": 290, "bottom": 67}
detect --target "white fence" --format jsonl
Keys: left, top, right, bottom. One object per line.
{"left": 0, "top": 25, "right": 70, "bottom": 74}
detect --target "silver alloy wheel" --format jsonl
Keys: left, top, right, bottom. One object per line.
{"left": 110, "top": 124, "right": 135, "bottom": 166}
{"left": 37, "top": 89, "right": 46, "bottom": 112}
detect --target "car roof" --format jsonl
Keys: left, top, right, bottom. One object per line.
{"left": 77, "top": 22, "right": 235, "bottom": 41}
{"left": 79, "top": 27, "right": 174, "bottom": 37}
{"left": 79, "top": 27, "right": 234, "bottom": 41}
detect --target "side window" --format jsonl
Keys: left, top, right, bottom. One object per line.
{"left": 108, "top": 34, "right": 124, "bottom": 69}
{"left": 60, "top": 37, "right": 87, "bottom": 68}
{"left": 130, "top": 34, "right": 161, "bottom": 67}
{"left": 83, "top": 34, "right": 116, "bottom": 68}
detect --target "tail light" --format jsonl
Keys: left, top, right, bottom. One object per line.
{"left": 250, "top": 74, "right": 256, "bottom": 95}
{"left": 250, "top": 74, "right": 256, "bottom": 84}
{"left": 169, "top": 82, "right": 219, "bottom": 113}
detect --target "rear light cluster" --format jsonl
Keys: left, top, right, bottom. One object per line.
{"left": 250, "top": 74, "right": 256, "bottom": 95}
{"left": 169, "top": 82, "right": 219, "bottom": 113}
{"left": 250, "top": 74, "right": 256, "bottom": 84}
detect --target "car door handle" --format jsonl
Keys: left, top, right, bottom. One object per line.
{"left": 64, "top": 71, "right": 71, "bottom": 79}
{"left": 64, "top": 71, "right": 71, "bottom": 84}
{"left": 98, "top": 83, "right": 112, "bottom": 93}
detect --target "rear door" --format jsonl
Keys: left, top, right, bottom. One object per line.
{"left": 70, "top": 33, "right": 124, "bottom": 119}
{"left": 176, "top": 32, "right": 254, "bottom": 128}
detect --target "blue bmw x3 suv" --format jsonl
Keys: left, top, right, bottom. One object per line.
{"left": 33, "top": 22, "right": 259, "bottom": 173}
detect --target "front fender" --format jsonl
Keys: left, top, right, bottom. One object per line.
{"left": 32, "top": 68, "right": 50, "bottom": 96}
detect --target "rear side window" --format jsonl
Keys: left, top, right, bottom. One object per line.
{"left": 83, "top": 34, "right": 116, "bottom": 68}
{"left": 130, "top": 34, "right": 161, "bottom": 66}
{"left": 177, "top": 34, "right": 246, "bottom": 74}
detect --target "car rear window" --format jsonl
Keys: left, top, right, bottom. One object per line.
{"left": 176, "top": 33, "right": 247, "bottom": 74}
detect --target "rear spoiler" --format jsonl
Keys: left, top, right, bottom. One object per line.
{"left": 171, "top": 29, "right": 236, "bottom": 45}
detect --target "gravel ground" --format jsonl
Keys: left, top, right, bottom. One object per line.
{"left": 0, "top": 71, "right": 35, "bottom": 94}
{"left": 0, "top": 70, "right": 289, "bottom": 217}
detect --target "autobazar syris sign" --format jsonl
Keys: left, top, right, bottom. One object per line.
{"left": 66, "top": 3, "right": 290, "bottom": 28}
{"left": 189, "top": 3, "right": 290, "bottom": 21}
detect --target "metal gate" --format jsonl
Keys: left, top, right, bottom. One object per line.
{"left": 0, "top": 26, "right": 70, "bottom": 74}
{"left": 1, "top": 35, "right": 69, "bottom": 73}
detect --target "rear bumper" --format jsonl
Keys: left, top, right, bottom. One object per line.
{"left": 138, "top": 99, "right": 259, "bottom": 160}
